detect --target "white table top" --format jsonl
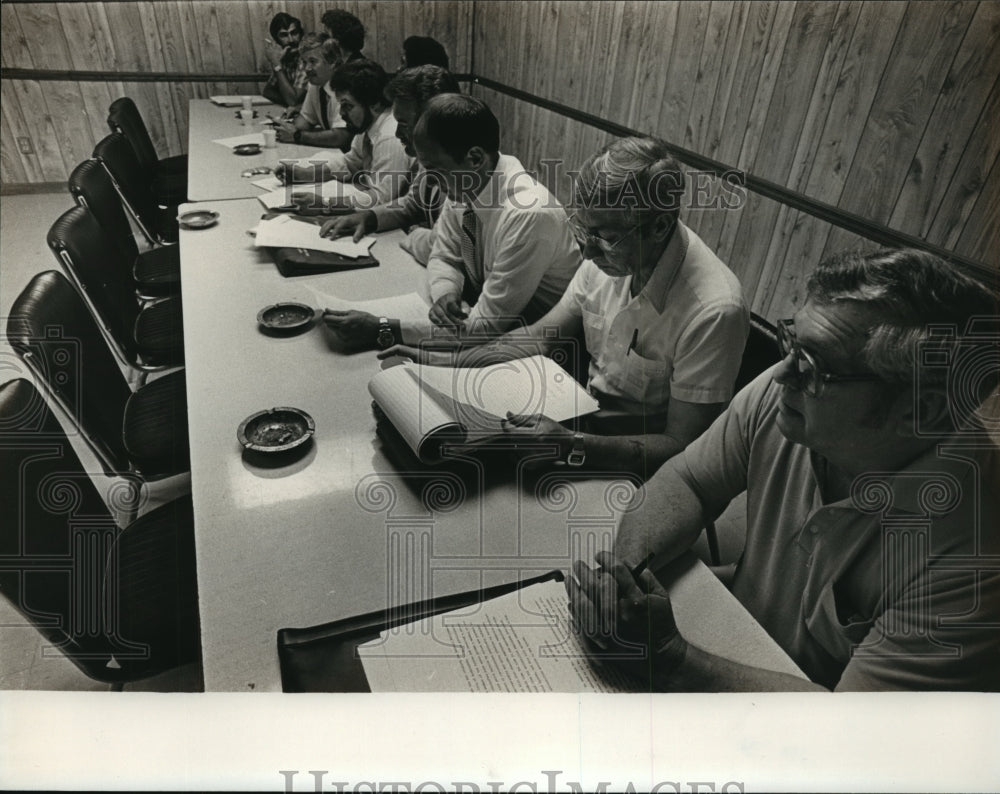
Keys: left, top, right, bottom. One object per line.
{"left": 186, "top": 99, "right": 333, "bottom": 201}
{"left": 178, "top": 197, "right": 805, "bottom": 691}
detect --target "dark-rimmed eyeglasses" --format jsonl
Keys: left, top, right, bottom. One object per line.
{"left": 777, "top": 319, "right": 882, "bottom": 397}
{"left": 566, "top": 212, "right": 644, "bottom": 252}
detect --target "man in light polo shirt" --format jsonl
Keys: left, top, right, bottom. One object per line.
{"left": 570, "top": 249, "right": 1000, "bottom": 691}
{"left": 273, "top": 33, "right": 351, "bottom": 151}
{"left": 379, "top": 136, "right": 748, "bottom": 477}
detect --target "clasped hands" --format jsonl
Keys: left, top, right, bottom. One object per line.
{"left": 566, "top": 550, "right": 684, "bottom": 687}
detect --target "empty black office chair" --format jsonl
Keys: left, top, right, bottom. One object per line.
{"left": 703, "top": 312, "right": 781, "bottom": 566}
{"left": 6, "top": 271, "right": 190, "bottom": 481}
{"left": 93, "top": 132, "right": 179, "bottom": 245}
{"left": 0, "top": 378, "right": 201, "bottom": 685}
{"left": 68, "top": 159, "right": 180, "bottom": 299}
{"left": 107, "top": 97, "right": 188, "bottom": 206}
{"left": 47, "top": 205, "right": 184, "bottom": 371}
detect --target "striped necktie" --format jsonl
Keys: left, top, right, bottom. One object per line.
{"left": 459, "top": 207, "right": 482, "bottom": 302}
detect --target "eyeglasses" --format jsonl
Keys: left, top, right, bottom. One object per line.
{"left": 776, "top": 319, "right": 882, "bottom": 397}
{"left": 566, "top": 213, "right": 643, "bottom": 252}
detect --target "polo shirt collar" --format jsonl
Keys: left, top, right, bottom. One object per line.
{"left": 639, "top": 220, "right": 689, "bottom": 314}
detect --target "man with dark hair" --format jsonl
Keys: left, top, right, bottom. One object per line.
{"left": 569, "top": 249, "right": 1000, "bottom": 691}
{"left": 401, "top": 35, "right": 449, "bottom": 69}
{"left": 281, "top": 59, "right": 412, "bottom": 206}
{"left": 322, "top": 94, "right": 581, "bottom": 352}
{"left": 273, "top": 33, "right": 351, "bottom": 150}
{"left": 321, "top": 9, "right": 365, "bottom": 61}
{"left": 262, "top": 12, "right": 308, "bottom": 107}
{"left": 320, "top": 65, "right": 460, "bottom": 263}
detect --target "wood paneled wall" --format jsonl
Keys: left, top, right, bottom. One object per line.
{"left": 0, "top": 0, "right": 472, "bottom": 181}
{"left": 470, "top": 0, "right": 999, "bottom": 317}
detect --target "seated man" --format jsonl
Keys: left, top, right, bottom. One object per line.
{"left": 280, "top": 59, "right": 412, "bottom": 207}
{"left": 273, "top": 33, "right": 351, "bottom": 151}
{"left": 323, "top": 94, "right": 582, "bottom": 349}
{"left": 319, "top": 65, "right": 460, "bottom": 265}
{"left": 379, "top": 136, "right": 748, "bottom": 476}
{"left": 569, "top": 249, "right": 1000, "bottom": 691}
{"left": 261, "top": 12, "right": 309, "bottom": 108}
{"left": 321, "top": 8, "right": 366, "bottom": 61}
{"left": 401, "top": 35, "right": 449, "bottom": 69}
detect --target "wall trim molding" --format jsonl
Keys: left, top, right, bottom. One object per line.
{"left": 471, "top": 77, "right": 995, "bottom": 286}
{"left": 0, "top": 68, "right": 475, "bottom": 84}
{"left": 1, "top": 182, "right": 66, "bottom": 196}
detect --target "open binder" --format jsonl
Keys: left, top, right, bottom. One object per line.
{"left": 260, "top": 212, "right": 379, "bottom": 277}
{"left": 368, "top": 355, "right": 599, "bottom": 464}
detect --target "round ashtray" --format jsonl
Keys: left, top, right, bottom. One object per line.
{"left": 233, "top": 143, "right": 262, "bottom": 155}
{"left": 257, "top": 302, "right": 315, "bottom": 333}
{"left": 177, "top": 209, "right": 219, "bottom": 229}
{"left": 235, "top": 109, "right": 260, "bottom": 119}
{"left": 237, "top": 407, "right": 315, "bottom": 454}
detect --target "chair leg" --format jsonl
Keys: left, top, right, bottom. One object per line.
{"left": 705, "top": 520, "right": 721, "bottom": 567}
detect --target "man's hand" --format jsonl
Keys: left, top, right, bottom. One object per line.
{"left": 322, "top": 309, "right": 379, "bottom": 351}
{"left": 429, "top": 293, "right": 468, "bottom": 333}
{"left": 290, "top": 190, "right": 328, "bottom": 213}
{"left": 374, "top": 344, "right": 451, "bottom": 366}
{"left": 263, "top": 38, "right": 288, "bottom": 69}
{"left": 274, "top": 122, "right": 297, "bottom": 144}
{"left": 320, "top": 211, "right": 376, "bottom": 241}
{"left": 566, "top": 550, "right": 685, "bottom": 687}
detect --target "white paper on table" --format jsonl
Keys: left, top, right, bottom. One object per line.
{"left": 282, "top": 150, "right": 340, "bottom": 166}
{"left": 213, "top": 132, "right": 266, "bottom": 149}
{"left": 256, "top": 179, "right": 366, "bottom": 209}
{"left": 209, "top": 95, "right": 270, "bottom": 107}
{"left": 251, "top": 215, "right": 376, "bottom": 257}
{"left": 251, "top": 175, "right": 283, "bottom": 192}
{"left": 305, "top": 287, "right": 431, "bottom": 325}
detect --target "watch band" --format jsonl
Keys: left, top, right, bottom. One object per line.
{"left": 566, "top": 433, "right": 586, "bottom": 467}
{"left": 376, "top": 317, "right": 395, "bottom": 350}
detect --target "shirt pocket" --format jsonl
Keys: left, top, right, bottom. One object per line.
{"left": 618, "top": 351, "right": 669, "bottom": 407}
{"left": 580, "top": 308, "right": 607, "bottom": 353}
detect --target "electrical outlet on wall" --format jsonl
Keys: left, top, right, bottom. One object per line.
{"left": 16, "top": 137, "right": 34, "bottom": 155}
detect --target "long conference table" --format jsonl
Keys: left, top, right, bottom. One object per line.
{"left": 179, "top": 99, "right": 806, "bottom": 691}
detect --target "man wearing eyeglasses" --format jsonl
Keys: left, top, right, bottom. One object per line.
{"left": 569, "top": 248, "right": 1000, "bottom": 691}
{"left": 380, "top": 136, "right": 748, "bottom": 476}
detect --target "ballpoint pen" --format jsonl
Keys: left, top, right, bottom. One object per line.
{"left": 627, "top": 327, "right": 639, "bottom": 356}
{"left": 629, "top": 552, "right": 655, "bottom": 582}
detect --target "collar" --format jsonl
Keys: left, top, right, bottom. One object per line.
{"left": 810, "top": 437, "right": 989, "bottom": 518}
{"left": 365, "top": 106, "right": 396, "bottom": 143}
{"left": 637, "top": 220, "right": 689, "bottom": 313}
{"left": 464, "top": 153, "right": 521, "bottom": 212}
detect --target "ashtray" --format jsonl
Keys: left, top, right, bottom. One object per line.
{"left": 237, "top": 407, "right": 315, "bottom": 454}
{"left": 233, "top": 143, "right": 262, "bottom": 155}
{"left": 257, "top": 302, "right": 315, "bottom": 333}
{"left": 235, "top": 109, "right": 260, "bottom": 119}
{"left": 177, "top": 209, "right": 219, "bottom": 229}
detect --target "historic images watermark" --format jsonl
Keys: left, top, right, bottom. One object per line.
{"left": 278, "top": 769, "right": 746, "bottom": 793}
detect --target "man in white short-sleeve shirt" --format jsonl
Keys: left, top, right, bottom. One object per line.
{"left": 380, "top": 137, "right": 749, "bottom": 477}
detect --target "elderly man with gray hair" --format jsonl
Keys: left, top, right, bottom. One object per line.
{"left": 381, "top": 135, "right": 749, "bottom": 476}
{"left": 571, "top": 249, "right": 1000, "bottom": 691}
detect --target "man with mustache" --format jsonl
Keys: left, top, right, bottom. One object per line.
{"left": 273, "top": 33, "right": 351, "bottom": 151}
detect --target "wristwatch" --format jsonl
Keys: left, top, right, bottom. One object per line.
{"left": 565, "top": 433, "right": 586, "bottom": 467}
{"left": 376, "top": 317, "right": 395, "bottom": 350}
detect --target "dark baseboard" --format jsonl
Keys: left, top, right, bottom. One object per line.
{"left": 0, "top": 182, "right": 66, "bottom": 196}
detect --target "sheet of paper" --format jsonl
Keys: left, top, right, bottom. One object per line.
{"left": 284, "top": 150, "right": 339, "bottom": 166}
{"left": 358, "top": 579, "right": 633, "bottom": 692}
{"left": 213, "top": 132, "right": 265, "bottom": 149}
{"left": 307, "top": 290, "right": 431, "bottom": 325}
{"left": 209, "top": 95, "right": 270, "bottom": 107}
{"left": 256, "top": 178, "right": 365, "bottom": 209}
{"left": 251, "top": 215, "right": 376, "bottom": 257}
{"left": 251, "top": 175, "right": 283, "bottom": 192}
{"left": 412, "top": 354, "right": 599, "bottom": 423}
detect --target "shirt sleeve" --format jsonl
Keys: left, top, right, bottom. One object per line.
{"left": 669, "top": 368, "right": 775, "bottom": 522}
{"left": 426, "top": 202, "right": 467, "bottom": 302}
{"left": 554, "top": 260, "right": 593, "bottom": 319}
{"left": 299, "top": 86, "right": 320, "bottom": 127}
{"left": 322, "top": 134, "right": 362, "bottom": 181}
{"left": 669, "top": 300, "right": 750, "bottom": 403}
{"left": 461, "top": 207, "right": 573, "bottom": 336}
{"left": 358, "top": 134, "right": 413, "bottom": 205}
{"left": 373, "top": 170, "right": 428, "bottom": 231}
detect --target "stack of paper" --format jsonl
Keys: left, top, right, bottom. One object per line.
{"left": 256, "top": 178, "right": 366, "bottom": 209}
{"left": 252, "top": 215, "right": 376, "bottom": 258}
{"left": 209, "top": 95, "right": 270, "bottom": 107}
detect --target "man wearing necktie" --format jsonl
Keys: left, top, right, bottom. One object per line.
{"left": 282, "top": 59, "right": 413, "bottom": 207}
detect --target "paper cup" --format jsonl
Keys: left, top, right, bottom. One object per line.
{"left": 241, "top": 95, "right": 253, "bottom": 112}
{"left": 262, "top": 128, "right": 277, "bottom": 148}
{"left": 239, "top": 109, "right": 255, "bottom": 126}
